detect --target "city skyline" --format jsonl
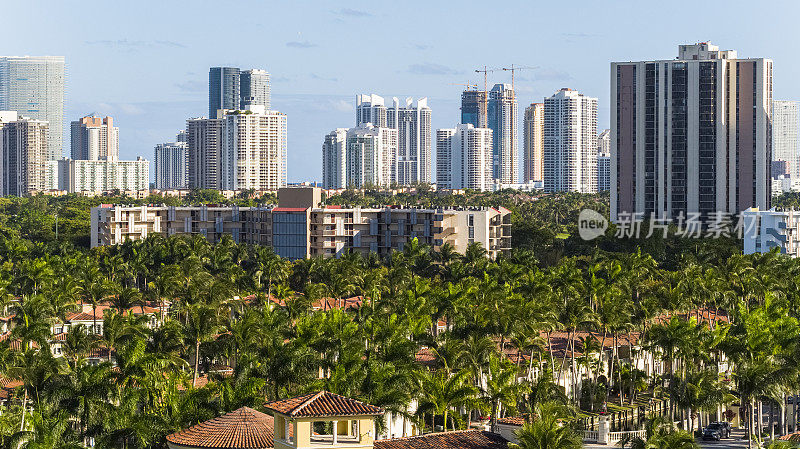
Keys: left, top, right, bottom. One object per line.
{"left": 5, "top": 1, "right": 800, "bottom": 183}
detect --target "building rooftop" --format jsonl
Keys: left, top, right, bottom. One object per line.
{"left": 373, "top": 430, "right": 508, "bottom": 449}
{"left": 264, "top": 391, "right": 384, "bottom": 418}
{"left": 165, "top": 407, "right": 275, "bottom": 448}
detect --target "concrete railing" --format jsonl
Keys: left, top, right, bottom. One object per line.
{"left": 582, "top": 430, "right": 599, "bottom": 442}
{"left": 606, "top": 429, "right": 647, "bottom": 444}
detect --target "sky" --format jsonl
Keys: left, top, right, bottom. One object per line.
{"left": 5, "top": 0, "right": 800, "bottom": 183}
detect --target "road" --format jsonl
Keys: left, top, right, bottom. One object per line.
{"left": 584, "top": 430, "right": 752, "bottom": 448}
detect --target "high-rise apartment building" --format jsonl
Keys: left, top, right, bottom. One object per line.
{"left": 356, "top": 94, "right": 388, "bottom": 128}
{"left": 597, "top": 129, "right": 611, "bottom": 154}
{"left": 387, "top": 97, "right": 431, "bottom": 184}
{"left": 523, "top": 103, "right": 544, "bottom": 182}
{"left": 344, "top": 124, "right": 397, "bottom": 188}
{"left": 91, "top": 187, "right": 512, "bottom": 259}
{"left": 461, "top": 90, "right": 488, "bottom": 129}
{"left": 220, "top": 106, "right": 287, "bottom": 190}
{"left": 209, "top": 67, "right": 240, "bottom": 117}
{"left": 773, "top": 100, "right": 799, "bottom": 180}
{"left": 0, "top": 56, "right": 65, "bottom": 160}
{"left": 436, "top": 124, "right": 494, "bottom": 191}
{"left": 56, "top": 157, "right": 149, "bottom": 193}
{"left": 322, "top": 125, "right": 398, "bottom": 189}
{"left": 186, "top": 117, "right": 223, "bottom": 189}
{"left": 543, "top": 89, "right": 598, "bottom": 193}
{"left": 154, "top": 131, "right": 189, "bottom": 189}
{"left": 322, "top": 128, "right": 348, "bottom": 189}
{"left": 611, "top": 42, "right": 773, "bottom": 221}
{"left": 597, "top": 153, "right": 610, "bottom": 192}
{"left": 188, "top": 106, "right": 286, "bottom": 191}
{"left": 1, "top": 116, "right": 49, "bottom": 196}
{"left": 354, "top": 94, "right": 431, "bottom": 185}
{"left": 488, "top": 84, "right": 518, "bottom": 183}
{"left": 240, "top": 69, "right": 271, "bottom": 110}
{"left": 597, "top": 129, "right": 611, "bottom": 192}
{"left": 71, "top": 115, "right": 119, "bottom": 161}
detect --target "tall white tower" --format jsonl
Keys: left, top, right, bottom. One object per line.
{"left": 543, "top": 88, "right": 598, "bottom": 193}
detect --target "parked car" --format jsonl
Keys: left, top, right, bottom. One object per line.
{"left": 702, "top": 422, "right": 730, "bottom": 440}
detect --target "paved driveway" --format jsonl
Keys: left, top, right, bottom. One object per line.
{"left": 584, "top": 430, "right": 753, "bottom": 448}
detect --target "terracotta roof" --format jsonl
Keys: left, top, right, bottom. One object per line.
{"left": 264, "top": 391, "right": 384, "bottom": 418}
{"left": 0, "top": 377, "right": 23, "bottom": 401}
{"left": 779, "top": 431, "right": 800, "bottom": 442}
{"left": 273, "top": 207, "right": 308, "bottom": 212}
{"left": 165, "top": 407, "right": 275, "bottom": 448}
{"left": 415, "top": 348, "right": 436, "bottom": 365}
{"left": 374, "top": 430, "right": 509, "bottom": 449}
{"left": 495, "top": 416, "right": 525, "bottom": 426}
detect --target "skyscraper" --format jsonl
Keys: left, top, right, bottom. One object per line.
{"left": 488, "top": 84, "right": 518, "bottom": 183}
{"left": 322, "top": 128, "right": 348, "bottom": 189}
{"left": 1, "top": 116, "right": 49, "bottom": 196}
{"left": 461, "top": 90, "right": 488, "bottom": 128}
{"left": 0, "top": 56, "right": 65, "bottom": 160}
{"left": 220, "top": 106, "right": 287, "bottom": 190}
{"left": 597, "top": 154, "right": 610, "bottom": 192}
{"left": 523, "top": 103, "right": 544, "bottom": 182}
{"left": 388, "top": 97, "right": 431, "bottom": 184}
{"left": 772, "top": 100, "right": 799, "bottom": 179}
{"left": 597, "top": 129, "right": 611, "bottom": 192}
{"left": 543, "top": 89, "right": 598, "bottom": 193}
{"left": 355, "top": 94, "right": 387, "bottom": 128}
{"left": 240, "top": 69, "right": 271, "bottom": 110}
{"left": 355, "top": 94, "right": 431, "bottom": 185}
{"left": 154, "top": 131, "right": 189, "bottom": 190}
{"left": 187, "top": 117, "right": 223, "bottom": 189}
{"left": 436, "top": 124, "right": 493, "bottom": 191}
{"left": 209, "top": 67, "right": 241, "bottom": 116}
{"left": 611, "top": 42, "right": 773, "bottom": 221}
{"left": 71, "top": 115, "right": 119, "bottom": 161}
{"left": 344, "top": 124, "right": 397, "bottom": 188}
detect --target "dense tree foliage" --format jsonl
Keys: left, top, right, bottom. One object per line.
{"left": 0, "top": 190, "right": 796, "bottom": 449}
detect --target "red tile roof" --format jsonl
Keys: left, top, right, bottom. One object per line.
{"left": 374, "top": 430, "right": 509, "bottom": 449}
{"left": 273, "top": 207, "right": 308, "bottom": 212}
{"left": 495, "top": 416, "right": 525, "bottom": 426}
{"left": 165, "top": 407, "right": 275, "bottom": 448}
{"left": 264, "top": 391, "right": 384, "bottom": 418}
{"left": 779, "top": 431, "right": 800, "bottom": 442}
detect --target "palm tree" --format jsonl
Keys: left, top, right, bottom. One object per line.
{"left": 509, "top": 401, "right": 581, "bottom": 449}
{"left": 416, "top": 369, "right": 479, "bottom": 432}
{"left": 485, "top": 355, "right": 522, "bottom": 432}
{"left": 52, "top": 360, "right": 115, "bottom": 438}
{"left": 8, "top": 405, "right": 84, "bottom": 449}
{"left": 183, "top": 302, "right": 223, "bottom": 387}
{"left": 78, "top": 264, "right": 114, "bottom": 333}
{"left": 61, "top": 324, "right": 99, "bottom": 370}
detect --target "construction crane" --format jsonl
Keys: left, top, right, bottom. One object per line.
{"left": 474, "top": 66, "right": 498, "bottom": 94}
{"left": 501, "top": 64, "right": 539, "bottom": 92}
{"left": 474, "top": 66, "right": 498, "bottom": 128}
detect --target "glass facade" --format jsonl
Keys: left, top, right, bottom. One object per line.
{"left": 272, "top": 212, "right": 307, "bottom": 260}
{"left": 0, "top": 56, "right": 65, "bottom": 160}
{"left": 209, "top": 67, "right": 240, "bottom": 117}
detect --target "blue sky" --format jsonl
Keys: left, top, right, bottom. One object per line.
{"left": 5, "top": 0, "right": 800, "bottom": 182}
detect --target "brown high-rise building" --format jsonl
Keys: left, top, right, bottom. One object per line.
{"left": 71, "top": 115, "right": 118, "bottom": 161}
{"left": 523, "top": 103, "right": 544, "bottom": 182}
{"left": 611, "top": 42, "right": 773, "bottom": 221}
